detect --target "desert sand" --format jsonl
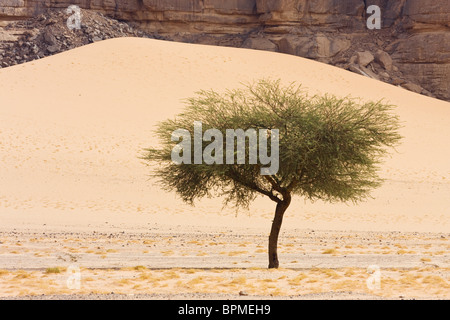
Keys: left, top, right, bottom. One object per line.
{"left": 0, "top": 38, "right": 449, "bottom": 299}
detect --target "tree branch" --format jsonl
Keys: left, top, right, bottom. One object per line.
{"left": 227, "top": 169, "right": 280, "bottom": 203}
{"left": 287, "top": 169, "right": 305, "bottom": 192}
{"left": 264, "top": 176, "right": 284, "bottom": 194}
{"left": 286, "top": 179, "right": 298, "bottom": 192}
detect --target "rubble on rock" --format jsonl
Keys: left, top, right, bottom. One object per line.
{"left": 0, "top": 9, "right": 163, "bottom": 69}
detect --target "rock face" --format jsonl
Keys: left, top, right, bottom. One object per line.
{"left": 0, "top": 0, "right": 449, "bottom": 101}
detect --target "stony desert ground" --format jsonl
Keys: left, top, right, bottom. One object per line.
{"left": 0, "top": 38, "right": 449, "bottom": 299}
{"left": 0, "top": 225, "right": 449, "bottom": 299}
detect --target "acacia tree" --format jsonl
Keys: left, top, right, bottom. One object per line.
{"left": 144, "top": 79, "right": 402, "bottom": 268}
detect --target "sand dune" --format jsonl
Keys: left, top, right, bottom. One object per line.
{"left": 0, "top": 37, "right": 449, "bottom": 234}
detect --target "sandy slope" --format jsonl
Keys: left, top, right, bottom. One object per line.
{"left": 1, "top": 37, "right": 449, "bottom": 234}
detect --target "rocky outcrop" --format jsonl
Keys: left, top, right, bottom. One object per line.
{"left": 0, "top": 1, "right": 449, "bottom": 101}
{"left": 0, "top": 9, "right": 156, "bottom": 68}
{"left": 384, "top": 0, "right": 450, "bottom": 100}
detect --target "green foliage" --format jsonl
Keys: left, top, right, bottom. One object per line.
{"left": 45, "top": 267, "right": 61, "bottom": 274}
{"left": 143, "top": 79, "right": 402, "bottom": 208}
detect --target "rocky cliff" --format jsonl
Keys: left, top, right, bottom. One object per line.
{"left": 1, "top": 0, "right": 449, "bottom": 101}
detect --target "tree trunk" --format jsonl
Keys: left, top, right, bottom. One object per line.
{"left": 268, "top": 193, "right": 291, "bottom": 268}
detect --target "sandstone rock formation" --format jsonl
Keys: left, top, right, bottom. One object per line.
{"left": 0, "top": 1, "right": 449, "bottom": 101}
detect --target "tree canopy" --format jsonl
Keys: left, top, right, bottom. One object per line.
{"left": 143, "top": 79, "right": 402, "bottom": 268}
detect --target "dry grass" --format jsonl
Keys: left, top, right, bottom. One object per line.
{"left": 163, "top": 270, "right": 180, "bottom": 280}
{"left": 321, "top": 269, "right": 341, "bottom": 279}
{"left": 187, "top": 276, "right": 207, "bottom": 286}
{"left": 397, "top": 249, "right": 417, "bottom": 255}
{"left": 183, "top": 269, "right": 198, "bottom": 274}
{"left": 222, "top": 251, "right": 248, "bottom": 256}
{"left": 0, "top": 266, "right": 448, "bottom": 298}
{"left": 322, "top": 248, "right": 337, "bottom": 255}
{"left": 229, "top": 276, "right": 247, "bottom": 285}
{"left": 344, "top": 268, "right": 357, "bottom": 277}
{"left": 331, "top": 279, "right": 363, "bottom": 291}
{"left": 0, "top": 230, "right": 449, "bottom": 299}
{"left": 421, "top": 275, "right": 449, "bottom": 287}
{"left": 13, "top": 270, "right": 33, "bottom": 279}
{"left": 288, "top": 274, "right": 307, "bottom": 285}
{"left": 133, "top": 265, "right": 147, "bottom": 271}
